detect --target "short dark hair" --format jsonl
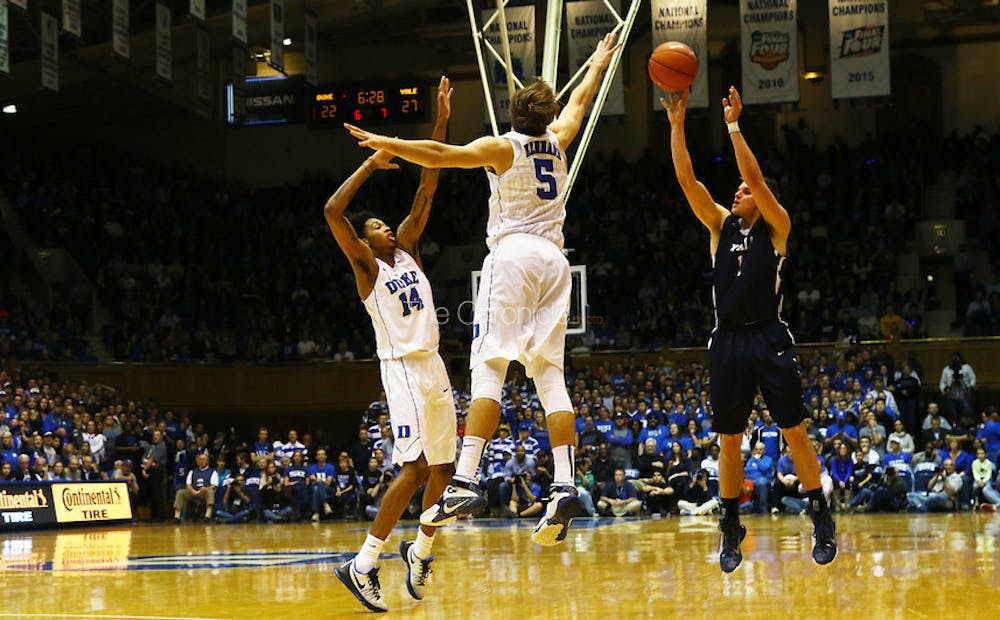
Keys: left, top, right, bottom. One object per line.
{"left": 348, "top": 210, "right": 376, "bottom": 239}
{"left": 510, "top": 79, "right": 559, "bottom": 136}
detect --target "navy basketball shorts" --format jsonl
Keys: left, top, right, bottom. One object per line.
{"left": 708, "top": 321, "right": 808, "bottom": 435}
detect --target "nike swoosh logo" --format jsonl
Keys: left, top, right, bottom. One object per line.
{"left": 442, "top": 497, "right": 468, "bottom": 513}
{"left": 777, "top": 351, "right": 786, "bottom": 356}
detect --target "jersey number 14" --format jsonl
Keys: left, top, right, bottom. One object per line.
{"left": 399, "top": 288, "right": 424, "bottom": 317}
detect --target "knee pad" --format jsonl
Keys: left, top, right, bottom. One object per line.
{"left": 534, "top": 363, "right": 572, "bottom": 414}
{"left": 471, "top": 358, "right": 508, "bottom": 403}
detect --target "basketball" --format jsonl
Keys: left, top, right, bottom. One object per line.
{"left": 648, "top": 41, "right": 699, "bottom": 92}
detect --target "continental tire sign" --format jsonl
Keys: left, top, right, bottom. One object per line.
{"left": 0, "top": 482, "right": 132, "bottom": 530}
{"left": 52, "top": 483, "right": 132, "bottom": 523}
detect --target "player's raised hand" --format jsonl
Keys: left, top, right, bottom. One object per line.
{"left": 590, "top": 31, "right": 622, "bottom": 72}
{"left": 344, "top": 123, "right": 387, "bottom": 151}
{"left": 722, "top": 85, "right": 742, "bottom": 123}
{"left": 660, "top": 90, "right": 689, "bottom": 125}
{"left": 436, "top": 75, "right": 453, "bottom": 123}
{"left": 368, "top": 149, "right": 399, "bottom": 171}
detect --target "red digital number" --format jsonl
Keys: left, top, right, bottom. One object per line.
{"left": 354, "top": 109, "right": 362, "bottom": 121}
{"left": 380, "top": 107, "right": 388, "bottom": 118}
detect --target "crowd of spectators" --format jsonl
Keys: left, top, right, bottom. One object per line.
{"left": 4, "top": 129, "right": 998, "bottom": 363}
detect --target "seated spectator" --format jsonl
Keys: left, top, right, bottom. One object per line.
{"left": 912, "top": 442, "right": 942, "bottom": 467}
{"left": 591, "top": 443, "right": 615, "bottom": 485}
{"left": 887, "top": 419, "right": 915, "bottom": 454}
{"left": 173, "top": 453, "right": 218, "bottom": 521}
{"left": 506, "top": 470, "right": 543, "bottom": 519}
{"left": 637, "top": 469, "right": 674, "bottom": 515}
{"left": 664, "top": 441, "right": 692, "bottom": 497}
{"left": 971, "top": 447, "right": 995, "bottom": 508}
{"left": 283, "top": 451, "right": 310, "bottom": 515}
{"left": 634, "top": 438, "right": 665, "bottom": 481}
{"left": 260, "top": 461, "right": 296, "bottom": 523}
{"left": 332, "top": 454, "right": 358, "bottom": 518}
{"left": 81, "top": 455, "right": 105, "bottom": 481}
{"left": 607, "top": 413, "right": 634, "bottom": 469}
{"left": 499, "top": 445, "right": 536, "bottom": 510}
{"left": 906, "top": 460, "right": 963, "bottom": 512}
{"left": 883, "top": 438, "right": 912, "bottom": 472}
{"left": 772, "top": 446, "right": 802, "bottom": 512}
{"left": 938, "top": 438, "right": 973, "bottom": 475}
{"left": 677, "top": 469, "right": 719, "bottom": 515}
{"left": 306, "top": 448, "right": 336, "bottom": 522}
{"left": 573, "top": 457, "right": 597, "bottom": 517}
{"left": 578, "top": 416, "right": 604, "bottom": 450}
{"left": 0, "top": 462, "right": 12, "bottom": 480}
{"left": 597, "top": 468, "right": 641, "bottom": 517}
{"left": 828, "top": 443, "right": 854, "bottom": 511}
{"left": 113, "top": 460, "right": 140, "bottom": 512}
{"left": 216, "top": 475, "right": 253, "bottom": 524}
{"left": 515, "top": 425, "right": 539, "bottom": 459}
{"left": 852, "top": 466, "right": 908, "bottom": 513}
{"left": 362, "top": 469, "right": 395, "bottom": 521}
{"left": 744, "top": 442, "right": 775, "bottom": 513}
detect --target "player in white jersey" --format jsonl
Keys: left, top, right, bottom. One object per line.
{"left": 346, "top": 33, "right": 620, "bottom": 547}
{"left": 330, "top": 77, "right": 454, "bottom": 613}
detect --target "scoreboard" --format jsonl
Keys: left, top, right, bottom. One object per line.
{"left": 311, "top": 83, "right": 428, "bottom": 125}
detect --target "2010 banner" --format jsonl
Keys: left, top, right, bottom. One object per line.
{"left": 740, "top": 0, "right": 798, "bottom": 104}
{"left": 829, "top": 0, "right": 890, "bottom": 98}
{"left": 650, "top": 0, "right": 708, "bottom": 109}
{"left": 482, "top": 4, "right": 535, "bottom": 124}
{"left": 566, "top": 0, "right": 623, "bottom": 116}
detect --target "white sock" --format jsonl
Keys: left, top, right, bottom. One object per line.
{"left": 454, "top": 436, "right": 487, "bottom": 484}
{"left": 354, "top": 534, "right": 385, "bottom": 574}
{"left": 552, "top": 444, "right": 575, "bottom": 488}
{"left": 412, "top": 529, "right": 434, "bottom": 560}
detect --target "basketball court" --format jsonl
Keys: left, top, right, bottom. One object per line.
{"left": 1, "top": 514, "right": 997, "bottom": 618}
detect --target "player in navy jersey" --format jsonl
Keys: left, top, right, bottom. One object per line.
{"left": 663, "top": 86, "right": 836, "bottom": 572}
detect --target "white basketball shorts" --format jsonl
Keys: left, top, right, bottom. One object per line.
{"left": 380, "top": 351, "right": 457, "bottom": 467}
{"left": 470, "top": 233, "right": 571, "bottom": 378}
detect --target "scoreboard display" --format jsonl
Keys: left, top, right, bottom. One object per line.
{"left": 311, "top": 83, "right": 428, "bottom": 125}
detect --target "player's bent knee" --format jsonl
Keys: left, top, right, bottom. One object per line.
{"left": 534, "top": 363, "right": 571, "bottom": 414}
{"left": 471, "top": 358, "right": 508, "bottom": 403}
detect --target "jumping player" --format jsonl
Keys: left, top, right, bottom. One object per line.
{"left": 662, "top": 86, "right": 836, "bottom": 571}
{"left": 329, "top": 77, "right": 455, "bottom": 612}
{"left": 345, "top": 33, "right": 620, "bottom": 546}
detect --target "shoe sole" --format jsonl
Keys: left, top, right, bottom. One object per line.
{"left": 399, "top": 541, "right": 423, "bottom": 601}
{"left": 719, "top": 524, "right": 747, "bottom": 573}
{"left": 531, "top": 496, "right": 582, "bottom": 547}
{"left": 419, "top": 496, "right": 486, "bottom": 527}
{"left": 334, "top": 563, "right": 388, "bottom": 613}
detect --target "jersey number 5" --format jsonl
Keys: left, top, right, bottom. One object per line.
{"left": 534, "top": 159, "right": 557, "bottom": 199}
{"left": 399, "top": 288, "right": 424, "bottom": 317}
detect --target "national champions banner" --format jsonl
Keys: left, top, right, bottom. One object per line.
{"left": 566, "top": 0, "right": 623, "bottom": 116}
{"left": 740, "top": 0, "right": 798, "bottom": 104}
{"left": 829, "top": 0, "right": 890, "bottom": 98}
{"left": 650, "top": 0, "right": 708, "bottom": 109}
{"left": 482, "top": 4, "right": 535, "bottom": 125}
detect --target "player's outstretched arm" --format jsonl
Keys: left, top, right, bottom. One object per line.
{"left": 548, "top": 31, "right": 622, "bottom": 151}
{"left": 345, "top": 124, "right": 512, "bottom": 173}
{"left": 323, "top": 151, "right": 398, "bottom": 298}
{"left": 396, "top": 76, "right": 452, "bottom": 265}
{"left": 662, "top": 92, "right": 728, "bottom": 240}
{"left": 723, "top": 86, "right": 791, "bottom": 248}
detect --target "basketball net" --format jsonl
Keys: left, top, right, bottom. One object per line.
{"left": 465, "top": 0, "right": 642, "bottom": 204}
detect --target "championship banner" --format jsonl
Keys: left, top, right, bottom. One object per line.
{"left": 189, "top": 0, "right": 205, "bottom": 23}
{"left": 112, "top": 0, "right": 129, "bottom": 60}
{"left": 304, "top": 9, "right": 317, "bottom": 86}
{"left": 232, "top": 0, "right": 247, "bottom": 45}
{"left": 9, "top": 0, "right": 25, "bottom": 9}
{"left": 51, "top": 482, "right": 132, "bottom": 523}
{"left": 195, "top": 25, "right": 210, "bottom": 102}
{"left": 155, "top": 2, "right": 171, "bottom": 82}
{"left": 482, "top": 4, "right": 535, "bottom": 124}
{"left": 739, "top": 0, "right": 798, "bottom": 104}
{"left": 650, "top": 0, "right": 708, "bottom": 109}
{"left": 40, "top": 11, "right": 58, "bottom": 92}
{"left": 566, "top": 0, "right": 623, "bottom": 116}
{"left": 269, "top": 0, "right": 284, "bottom": 72}
{"left": 829, "top": 0, "right": 890, "bottom": 98}
{"left": 0, "top": 2, "right": 8, "bottom": 77}
{"left": 62, "top": 0, "right": 81, "bottom": 38}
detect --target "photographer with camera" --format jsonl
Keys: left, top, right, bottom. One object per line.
{"left": 506, "top": 470, "right": 543, "bottom": 518}
{"left": 939, "top": 353, "right": 976, "bottom": 421}
{"left": 216, "top": 474, "right": 253, "bottom": 524}
{"left": 677, "top": 469, "right": 719, "bottom": 516}
{"left": 906, "top": 459, "right": 963, "bottom": 512}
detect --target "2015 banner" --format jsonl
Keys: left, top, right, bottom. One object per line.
{"left": 40, "top": 11, "right": 58, "bottom": 92}
{"left": 829, "top": 0, "right": 890, "bottom": 98}
{"left": 739, "top": 0, "right": 798, "bottom": 104}
{"left": 566, "top": 0, "right": 623, "bottom": 116}
{"left": 112, "top": 0, "right": 129, "bottom": 60}
{"left": 155, "top": 2, "right": 171, "bottom": 82}
{"left": 269, "top": 0, "right": 284, "bottom": 72}
{"left": 482, "top": 4, "right": 535, "bottom": 124}
{"left": 650, "top": 0, "right": 708, "bottom": 109}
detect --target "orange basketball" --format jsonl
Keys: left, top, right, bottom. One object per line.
{"left": 648, "top": 41, "right": 698, "bottom": 92}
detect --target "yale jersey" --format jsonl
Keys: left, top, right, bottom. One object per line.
{"left": 362, "top": 249, "right": 439, "bottom": 360}
{"left": 712, "top": 215, "right": 785, "bottom": 328}
{"left": 486, "top": 129, "right": 567, "bottom": 250}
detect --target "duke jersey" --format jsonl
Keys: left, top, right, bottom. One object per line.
{"left": 486, "top": 129, "right": 567, "bottom": 250}
{"left": 362, "top": 249, "right": 439, "bottom": 360}
{"left": 713, "top": 215, "right": 785, "bottom": 329}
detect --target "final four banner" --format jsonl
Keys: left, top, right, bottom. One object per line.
{"left": 112, "top": 0, "right": 129, "bottom": 60}
{"left": 269, "top": 0, "right": 284, "bottom": 72}
{"left": 232, "top": 0, "right": 247, "bottom": 45}
{"left": 481, "top": 4, "right": 535, "bottom": 124}
{"left": 566, "top": 0, "right": 623, "bottom": 116}
{"left": 650, "top": 0, "right": 708, "bottom": 109}
{"left": 155, "top": 2, "right": 171, "bottom": 82}
{"left": 40, "top": 11, "right": 58, "bottom": 91}
{"left": 829, "top": 0, "right": 890, "bottom": 98}
{"left": 739, "top": 0, "right": 798, "bottom": 104}
{"left": 62, "top": 0, "right": 81, "bottom": 38}
{"left": 0, "top": 2, "right": 8, "bottom": 76}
